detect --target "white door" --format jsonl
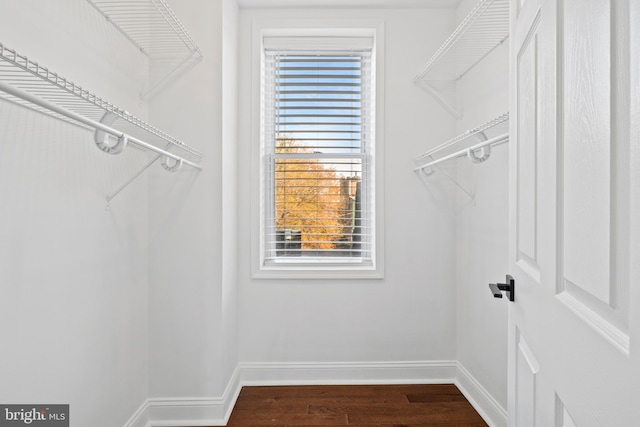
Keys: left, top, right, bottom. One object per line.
{"left": 508, "top": 0, "right": 640, "bottom": 425}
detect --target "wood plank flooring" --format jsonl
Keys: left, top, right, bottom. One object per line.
{"left": 214, "top": 384, "right": 488, "bottom": 426}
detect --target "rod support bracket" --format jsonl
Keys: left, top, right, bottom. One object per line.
{"left": 95, "top": 111, "right": 128, "bottom": 154}
{"left": 467, "top": 144, "right": 491, "bottom": 163}
{"left": 161, "top": 156, "right": 183, "bottom": 172}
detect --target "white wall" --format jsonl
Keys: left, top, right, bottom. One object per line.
{"left": 237, "top": 7, "right": 459, "bottom": 376}
{"left": 454, "top": 0, "right": 509, "bottom": 421}
{"left": 221, "top": 0, "right": 241, "bottom": 398}
{"left": 0, "top": 1, "right": 149, "bottom": 426}
{"left": 0, "top": 0, "right": 240, "bottom": 425}
{"left": 147, "top": 0, "right": 240, "bottom": 420}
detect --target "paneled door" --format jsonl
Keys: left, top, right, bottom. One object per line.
{"left": 509, "top": 0, "right": 640, "bottom": 425}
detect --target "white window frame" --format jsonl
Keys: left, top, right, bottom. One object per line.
{"left": 250, "top": 20, "right": 385, "bottom": 280}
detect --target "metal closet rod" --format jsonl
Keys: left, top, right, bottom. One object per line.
{"left": 0, "top": 80, "right": 202, "bottom": 170}
{"left": 414, "top": 132, "right": 508, "bottom": 172}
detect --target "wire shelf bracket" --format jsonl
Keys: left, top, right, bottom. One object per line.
{"left": 414, "top": 0, "right": 509, "bottom": 118}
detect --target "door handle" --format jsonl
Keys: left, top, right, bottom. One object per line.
{"left": 489, "top": 275, "right": 515, "bottom": 302}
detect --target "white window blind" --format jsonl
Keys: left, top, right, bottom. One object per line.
{"left": 262, "top": 39, "right": 375, "bottom": 265}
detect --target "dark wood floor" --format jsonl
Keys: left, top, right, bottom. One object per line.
{"left": 214, "top": 384, "right": 488, "bottom": 426}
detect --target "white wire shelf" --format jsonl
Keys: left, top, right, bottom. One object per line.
{"left": 86, "top": 0, "right": 203, "bottom": 98}
{"left": 0, "top": 42, "right": 202, "bottom": 205}
{"left": 414, "top": 112, "right": 509, "bottom": 173}
{"left": 414, "top": 0, "right": 509, "bottom": 119}
{"left": 0, "top": 43, "right": 202, "bottom": 158}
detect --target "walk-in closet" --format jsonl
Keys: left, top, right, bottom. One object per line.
{"left": 1, "top": 0, "right": 638, "bottom": 426}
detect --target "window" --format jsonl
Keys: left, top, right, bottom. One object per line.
{"left": 260, "top": 34, "right": 378, "bottom": 274}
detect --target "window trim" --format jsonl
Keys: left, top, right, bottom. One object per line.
{"left": 250, "top": 19, "right": 385, "bottom": 280}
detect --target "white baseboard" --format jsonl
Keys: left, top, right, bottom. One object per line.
{"left": 145, "top": 397, "right": 228, "bottom": 427}
{"left": 130, "top": 365, "right": 241, "bottom": 427}
{"left": 123, "top": 400, "right": 150, "bottom": 427}
{"left": 239, "top": 360, "right": 457, "bottom": 385}
{"left": 455, "top": 362, "right": 507, "bottom": 427}
{"left": 132, "top": 360, "right": 504, "bottom": 427}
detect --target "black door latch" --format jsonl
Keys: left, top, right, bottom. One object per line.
{"left": 489, "top": 275, "right": 515, "bottom": 302}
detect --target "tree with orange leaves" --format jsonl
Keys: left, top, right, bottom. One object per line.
{"left": 274, "top": 139, "right": 348, "bottom": 251}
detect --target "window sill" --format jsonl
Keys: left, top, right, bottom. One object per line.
{"left": 252, "top": 262, "right": 384, "bottom": 280}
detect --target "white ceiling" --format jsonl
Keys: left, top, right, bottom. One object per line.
{"left": 237, "top": 0, "right": 461, "bottom": 9}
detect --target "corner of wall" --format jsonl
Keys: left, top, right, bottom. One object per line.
{"left": 455, "top": 362, "right": 507, "bottom": 427}
{"left": 131, "top": 365, "right": 241, "bottom": 427}
{"left": 123, "top": 400, "right": 150, "bottom": 427}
